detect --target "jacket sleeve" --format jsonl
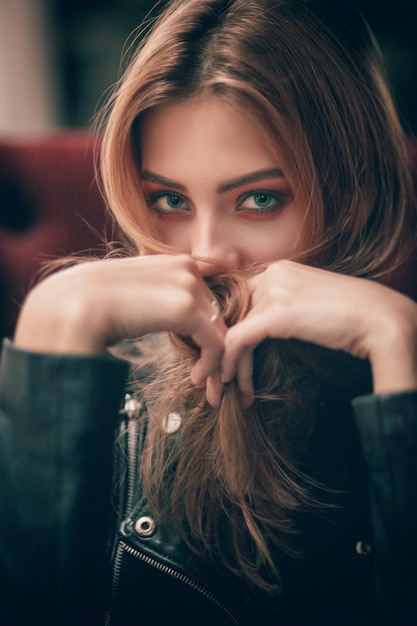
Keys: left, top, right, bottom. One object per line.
{"left": 352, "top": 390, "right": 417, "bottom": 625}
{"left": 0, "top": 339, "right": 129, "bottom": 626}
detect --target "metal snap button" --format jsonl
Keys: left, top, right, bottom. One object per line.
{"left": 135, "top": 515, "right": 157, "bottom": 537}
{"left": 162, "top": 411, "right": 182, "bottom": 434}
{"left": 356, "top": 540, "right": 372, "bottom": 556}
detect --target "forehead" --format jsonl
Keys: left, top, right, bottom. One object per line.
{"left": 138, "top": 97, "right": 285, "bottom": 175}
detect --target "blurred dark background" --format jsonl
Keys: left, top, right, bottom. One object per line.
{"left": 52, "top": 0, "right": 417, "bottom": 135}
{"left": 1, "top": 0, "right": 416, "bottom": 137}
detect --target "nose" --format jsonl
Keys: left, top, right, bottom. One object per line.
{"left": 190, "top": 213, "right": 240, "bottom": 277}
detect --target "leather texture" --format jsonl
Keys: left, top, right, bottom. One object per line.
{"left": 1, "top": 340, "right": 416, "bottom": 625}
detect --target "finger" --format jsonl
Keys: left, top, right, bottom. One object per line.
{"left": 208, "top": 298, "right": 221, "bottom": 322}
{"left": 221, "top": 313, "right": 267, "bottom": 383}
{"left": 235, "top": 348, "right": 255, "bottom": 408}
{"left": 190, "top": 312, "right": 227, "bottom": 386}
{"left": 205, "top": 371, "right": 224, "bottom": 408}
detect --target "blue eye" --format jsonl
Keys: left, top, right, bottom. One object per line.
{"left": 237, "top": 190, "right": 289, "bottom": 212}
{"left": 166, "top": 194, "right": 184, "bottom": 208}
{"left": 147, "top": 192, "right": 189, "bottom": 214}
{"left": 252, "top": 193, "right": 276, "bottom": 208}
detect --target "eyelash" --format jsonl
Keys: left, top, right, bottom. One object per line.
{"left": 147, "top": 189, "right": 291, "bottom": 216}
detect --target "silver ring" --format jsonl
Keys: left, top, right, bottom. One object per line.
{"left": 209, "top": 299, "right": 220, "bottom": 322}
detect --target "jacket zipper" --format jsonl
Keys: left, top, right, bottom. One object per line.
{"left": 125, "top": 415, "right": 139, "bottom": 513}
{"left": 105, "top": 404, "right": 140, "bottom": 626}
{"left": 107, "top": 540, "right": 240, "bottom": 626}
{"left": 106, "top": 400, "right": 240, "bottom": 626}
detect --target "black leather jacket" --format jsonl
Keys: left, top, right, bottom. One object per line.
{"left": 0, "top": 339, "right": 416, "bottom": 626}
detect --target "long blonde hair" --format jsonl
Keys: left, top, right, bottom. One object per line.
{"left": 100, "top": 0, "right": 416, "bottom": 276}
{"left": 100, "top": 0, "right": 416, "bottom": 591}
{"left": 136, "top": 271, "right": 361, "bottom": 590}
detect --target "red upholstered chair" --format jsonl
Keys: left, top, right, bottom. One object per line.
{"left": 0, "top": 133, "right": 110, "bottom": 340}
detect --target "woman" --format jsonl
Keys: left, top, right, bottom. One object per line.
{"left": 1, "top": 0, "right": 416, "bottom": 624}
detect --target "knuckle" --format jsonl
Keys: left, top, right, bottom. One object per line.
{"left": 176, "top": 269, "right": 201, "bottom": 296}
{"left": 176, "top": 292, "right": 199, "bottom": 318}
{"left": 266, "top": 259, "right": 291, "bottom": 280}
{"left": 175, "top": 254, "right": 198, "bottom": 275}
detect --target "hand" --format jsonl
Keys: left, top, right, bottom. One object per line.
{"left": 221, "top": 260, "right": 417, "bottom": 406}
{"left": 14, "top": 255, "right": 227, "bottom": 406}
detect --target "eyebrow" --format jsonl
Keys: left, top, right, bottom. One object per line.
{"left": 218, "top": 168, "right": 284, "bottom": 193}
{"left": 141, "top": 170, "right": 187, "bottom": 191}
{"left": 140, "top": 168, "right": 285, "bottom": 194}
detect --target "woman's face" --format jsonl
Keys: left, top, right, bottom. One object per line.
{"left": 139, "top": 97, "right": 306, "bottom": 276}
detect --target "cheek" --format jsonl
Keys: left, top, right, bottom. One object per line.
{"left": 244, "top": 211, "right": 305, "bottom": 263}
{"left": 150, "top": 217, "right": 190, "bottom": 249}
